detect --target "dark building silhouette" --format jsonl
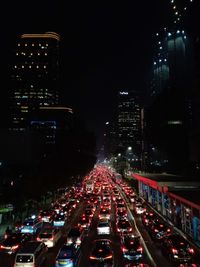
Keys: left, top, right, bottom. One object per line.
{"left": 144, "top": 0, "right": 200, "bottom": 174}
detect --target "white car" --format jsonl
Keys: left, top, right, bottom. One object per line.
{"left": 97, "top": 219, "right": 111, "bottom": 235}
{"left": 37, "top": 227, "right": 61, "bottom": 247}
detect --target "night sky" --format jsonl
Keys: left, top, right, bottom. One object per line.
{"left": 0, "top": 1, "right": 169, "bottom": 140}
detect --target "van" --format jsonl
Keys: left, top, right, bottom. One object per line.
{"left": 14, "top": 241, "right": 48, "bottom": 267}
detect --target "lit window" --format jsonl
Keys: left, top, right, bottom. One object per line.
{"left": 36, "top": 65, "right": 39, "bottom": 69}
{"left": 22, "top": 65, "right": 24, "bottom": 68}
{"left": 29, "top": 66, "right": 32, "bottom": 69}
{"left": 25, "top": 43, "right": 27, "bottom": 46}
{"left": 32, "top": 43, "right": 35, "bottom": 46}
{"left": 16, "top": 52, "right": 19, "bottom": 56}
{"left": 18, "top": 43, "right": 20, "bottom": 46}
{"left": 14, "top": 65, "right": 17, "bottom": 68}
{"left": 44, "top": 66, "right": 46, "bottom": 69}
{"left": 38, "top": 53, "right": 40, "bottom": 56}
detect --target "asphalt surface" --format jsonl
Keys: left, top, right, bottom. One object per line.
{"left": 0, "top": 183, "right": 199, "bottom": 267}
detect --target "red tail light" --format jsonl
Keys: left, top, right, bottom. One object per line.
{"left": 104, "top": 255, "right": 113, "bottom": 259}
{"left": 172, "top": 248, "right": 178, "bottom": 254}
{"left": 154, "top": 229, "right": 159, "bottom": 232}
{"left": 122, "top": 246, "right": 128, "bottom": 252}
{"left": 12, "top": 245, "right": 19, "bottom": 250}
{"left": 90, "top": 256, "right": 97, "bottom": 260}
{"left": 137, "top": 246, "right": 143, "bottom": 253}
{"left": 189, "top": 248, "right": 195, "bottom": 254}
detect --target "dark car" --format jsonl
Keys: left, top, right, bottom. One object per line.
{"left": 38, "top": 209, "right": 54, "bottom": 223}
{"left": 116, "top": 209, "right": 128, "bottom": 219}
{"left": 78, "top": 215, "right": 91, "bottom": 231}
{"left": 55, "top": 243, "right": 80, "bottom": 267}
{"left": 161, "top": 234, "right": 196, "bottom": 264}
{"left": 0, "top": 233, "right": 32, "bottom": 254}
{"left": 89, "top": 239, "right": 114, "bottom": 266}
{"left": 121, "top": 234, "right": 143, "bottom": 261}
{"left": 148, "top": 220, "right": 171, "bottom": 240}
{"left": 116, "top": 219, "right": 132, "bottom": 234}
{"left": 85, "top": 208, "right": 94, "bottom": 218}
{"left": 66, "top": 227, "right": 83, "bottom": 247}
{"left": 53, "top": 213, "right": 66, "bottom": 227}
{"left": 142, "top": 211, "right": 157, "bottom": 227}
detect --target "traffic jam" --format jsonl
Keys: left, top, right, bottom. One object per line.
{"left": 0, "top": 165, "right": 199, "bottom": 267}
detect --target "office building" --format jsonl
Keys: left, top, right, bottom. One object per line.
{"left": 117, "top": 90, "right": 142, "bottom": 161}
{"left": 10, "top": 32, "right": 60, "bottom": 131}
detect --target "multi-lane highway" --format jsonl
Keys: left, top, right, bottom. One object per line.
{"left": 0, "top": 164, "right": 199, "bottom": 267}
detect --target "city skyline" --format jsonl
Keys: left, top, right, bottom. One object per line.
{"left": 0, "top": 1, "right": 173, "bottom": 137}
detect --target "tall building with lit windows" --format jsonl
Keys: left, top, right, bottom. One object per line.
{"left": 10, "top": 32, "right": 60, "bottom": 130}
{"left": 144, "top": 0, "right": 200, "bottom": 173}
{"left": 117, "top": 90, "right": 142, "bottom": 160}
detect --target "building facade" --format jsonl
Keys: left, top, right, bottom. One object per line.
{"left": 10, "top": 32, "right": 60, "bottom": 131}
{"left": 117, "top": 90, "right": 142, "bottom": 162}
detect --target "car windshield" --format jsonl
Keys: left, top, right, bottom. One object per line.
{"left": 39, "top": 233, "right": 52, "bottom": 238}
{"left": 68, "top": 229, "right": 80, "bottom": 237}
{"left": 58, "top": 247, "right": 73, "bottom": 259}
{"left": 98, "top": 222, "right": 109, "bottom": 227}
{"left": 124, "top": 237, "right": 140, "bottom": 247}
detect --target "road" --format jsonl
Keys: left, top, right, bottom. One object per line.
{"left": 0, "top": 166, "right": 199, "bottom": 267}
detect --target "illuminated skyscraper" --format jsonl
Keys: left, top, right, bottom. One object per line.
{"left": 10, "top": 32, "right": 60, "bottom": 130}
{"left": 117, "top": 90, "right": 142, "bottom": 160}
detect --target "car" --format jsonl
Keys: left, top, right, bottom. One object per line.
{"left": 128, "top": 193, "right": 136, "bottom": 203}
{"left": 20, "top": 216, "right": 43, "bottom": 234}
{"left": 97, "top": 219, "right": 111, "bottom": 235}
{"left": 14, "top": 241, "right": 47, "bottom": 267}
{"left": 121, "top": 234, "right": 143, "bottom": 261}
{"left": 53, "top": 213, "right": 66, "bottom": 227}
{"left": 99, "top": 208, "right": 111, "bottom": 220}
{"left": 142, "top": 211, "right": 156, "bottom": 227}
{"left": 55, "top": 243, "right": 80, "bottom": 267}
{"left": 116, "top": 209, "right": 128, "bottom": 219}
{"left": 116, "top": 203, "right": 126, "bottom": 211}
{"left": 38, "top": 209, "right": 54, "bottom": 223}
{"left": 161, "top": 233, "right": 196, "bottom": 264}
{"left": 116, "top": 219, "right": 132, "bottom": 234}
{"left": 66, "top": 227, "right": 83, "bottom": 247}
{"left": 77, "top": 215, "right": 91, "bottom": 230}
{"left": 148, "top": 220, "right": 171, "bottom": 240}
{"left": 86, "top": 204, "right": 96, "bottom": 212}
{"left": 0, "top": 233, "right": 32, "bottom": 254}
{"left": 89, "top": 239, "right": 114, "bottom": 266}
{"left": 134, "top": 203, "right": 146, "bottom": 215}
{"left": 37, "top": 227, "right": 61, "bottom": 247}
{"left": 85, "top": 208, "right": 94, "bottom": 218}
